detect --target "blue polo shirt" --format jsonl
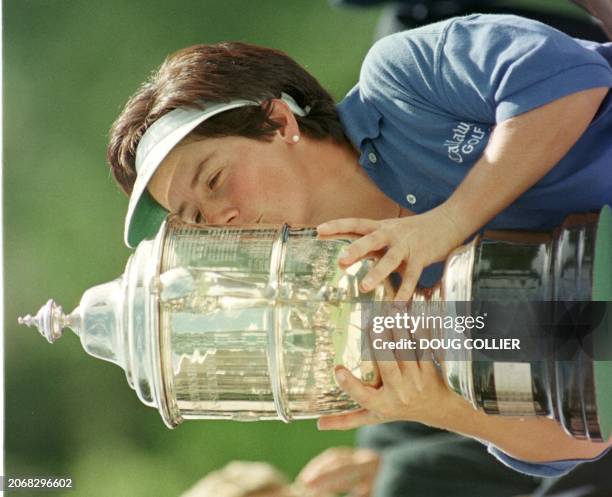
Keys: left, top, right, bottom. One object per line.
{"left": 337, "top": 14, "right": 612, "bottom": 477}
{"left": 337, "top": 14, "right": 612, "bottom": 232}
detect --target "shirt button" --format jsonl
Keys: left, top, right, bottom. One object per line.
{"left": 367, "top": 152, "right": 378, "bottom": 164}
{"left": 406, "top": 194, "right": 417, "bottom": 205}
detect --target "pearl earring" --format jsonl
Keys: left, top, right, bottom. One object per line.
{"left": 292, "top": 135, "right": 300, "bottom": 143}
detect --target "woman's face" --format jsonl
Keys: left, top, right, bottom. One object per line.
{"left": 147, "top": 133, "right": 314, "bottom": 226}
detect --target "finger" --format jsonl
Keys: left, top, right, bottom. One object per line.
{"left": 352, "top": 448, "right": 380, "bottom": 466}
{"left": 402, "top": 350, "right": 424, "bottom": 393}
{"left": 290, "top": 481, "right": 334, "bottom": 497}
{"left": 359, "top": 247, "right": 403, "bottom": 292}
{"left": 419, "top": 350, "right": 446, "bottom": 388}
{"left": 333, "top": 366, "right": 382, "bottom": 411}
{"left": 348, "top": 481, "right": 374, "bottom": 497}
{"left": 317, "top": 408, "right": 380, "bottom": 431}
{"left": 317, "top": 218, "right": 380, "bottom": 236}
{"left": 369, "top": 325, "right": 404, "bottom": 390}
{"left": 338, "top": 232, "right": 393, "bottom": 269}
{"left": 394, "top": 265, "right": 422, "bottom": 302}
{"left": 302, "top": 469, "right": 362, "bottom": 495}
{"left": 389, "top": 314, "right": 411, "bottom": 370}
{"left": 337, "top": 248, "right": 385, "bottom": 272}
{"left": 300, "top": 450, "right": 379, "bottom": 493}
{"left": 299, "top": 460, "right": 374, "bottom": 494}
{"left": 297, "top": 448, "right": 354, "bottom": 486}
{"left": 391, "top": 306, "right": 422, "bottom": 390}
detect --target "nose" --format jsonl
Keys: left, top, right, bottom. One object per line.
{"left": 203, "top": 204, "right": 240, "bottom": 225}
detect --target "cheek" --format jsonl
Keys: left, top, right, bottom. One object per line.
{"left": 223, "top": 169, "right": 260, "bottom": 208}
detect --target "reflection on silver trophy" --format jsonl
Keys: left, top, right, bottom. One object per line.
{"left": 417, "top": 208, "right": 611, "bottom": 441}
{"left": 20, "top": 218, "right": 385, "bottom": 426}
{"left": 19, "top": 208, "right": 612, "bottom": 439}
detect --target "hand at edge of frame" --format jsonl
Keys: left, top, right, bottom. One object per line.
{"left": 295, "top": 446, "right": 380, "bottom": 497}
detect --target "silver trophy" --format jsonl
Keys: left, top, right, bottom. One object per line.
{"left": 19, "top": 208, "right": 612, "bottom": 439}
{"left": 19, "top": 218, "right": 385, "bottom": 427}
{"left": 424, "top": 208, "right": 612, "bottom": 441}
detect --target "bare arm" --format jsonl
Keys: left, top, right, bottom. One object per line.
{"left": 439, "top": 89, "right": 612, "bottom": 467}
{"left": 319, "top": 87, "right": 610, "bottom": 300}
{"left": 319, "top": 361, "right": 612, "bottom": 464}
{"left": 442, "top": 394, "right": 612, "bottom": 463}
{"left": 322, "top": 98, "right": 612, "bottom": 459}
{"left": 438, "top": 86, "right": 609, "bottom": 239}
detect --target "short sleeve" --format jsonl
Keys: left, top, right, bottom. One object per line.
{"left": 488, "top": 443, "right": 612, "bottom": 478}
{"left": 358, "top": 14, "right": 612, "bottom": 125}
{"left": 440, "top": 14, "right": 612, "bottom": 123}
{"left": 359, "top": 20, "right": 452, "bottom": 120}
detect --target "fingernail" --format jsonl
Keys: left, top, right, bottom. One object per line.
{"left": 339, "top": 249, "right": 350, "bottom": 261}
{"left": 316, "top": 223, "right": 329, "bottom": 232}
{"left": 316, "top": 419, "right": 328, "bottom": 430}
{"left": 335, "top": 367, "right": 348, "bottom": 383}
{"left": 361, "top": 277, "right": 373, "bottom": 290}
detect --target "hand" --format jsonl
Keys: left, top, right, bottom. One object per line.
{"left": 296, "top": 447, "right": 380, "bottom": 497}
{"left": 316, "top": 205, "right": 466, "bottom": 301}
{"left": 317, "top": 325, "right": 469, "bottom": 431}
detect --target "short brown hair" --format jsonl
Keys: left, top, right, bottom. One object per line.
{"left": 107, "top": 42, "right": 346, "bottom": 195}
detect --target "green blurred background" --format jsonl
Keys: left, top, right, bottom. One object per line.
{"left": 3, "top": 1, "right": 591, "bottom": 496}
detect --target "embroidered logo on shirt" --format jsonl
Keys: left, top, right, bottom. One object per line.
{"left": 444, "top": 122, "right": 486, "bottom": 164}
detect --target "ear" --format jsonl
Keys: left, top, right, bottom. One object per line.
{"left": 268, "top": 99, "right": 301, "bottom": 145}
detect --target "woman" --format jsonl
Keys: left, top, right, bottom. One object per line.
{"left": 107, "top": 14, "right": 612, "bottom": 478}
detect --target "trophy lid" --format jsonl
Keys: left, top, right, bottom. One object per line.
{"left": 18, "top": 299, "right": 79, "bottom": 343}
{"left": 16, "top": 218, "right": 182, "bottom": 429}
{"left": 18, "top": 278, "right": 125, "bottom": 367}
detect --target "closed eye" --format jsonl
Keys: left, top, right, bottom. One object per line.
{"left": 208, "top": 170, "right": 222, "bottom": 190}
{"left": 193, "top": 211, "right": 205, "bottom": 224}
{"left": 177, "top": 204, "right": 203, "bottom": 225}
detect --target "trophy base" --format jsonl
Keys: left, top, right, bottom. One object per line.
{"left": 594, "top": 205, "right": 612, "bottom": 441}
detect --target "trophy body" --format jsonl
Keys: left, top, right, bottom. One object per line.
{"left": 20, "top": 208, "right": 612, "bottom": 438}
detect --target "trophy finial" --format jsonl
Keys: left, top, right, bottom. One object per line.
{"left": 18, "top": 299, "right": 77, "bottom": 343}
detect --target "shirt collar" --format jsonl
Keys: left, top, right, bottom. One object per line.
{"left": 337, "top": 84, "right": 382, "bottom": 148}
